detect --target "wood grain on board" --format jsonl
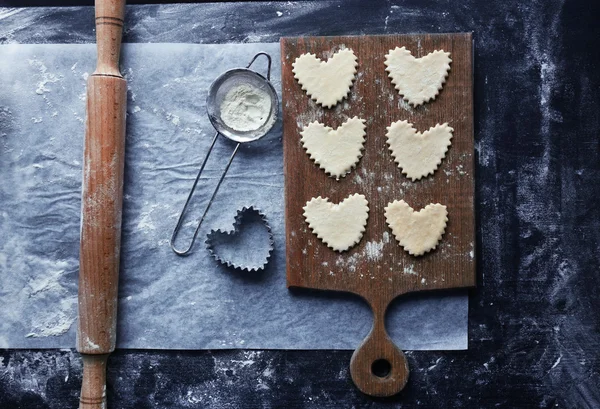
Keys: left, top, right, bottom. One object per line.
{"left": 281, "top": 34, "right": 475, "bottom": 396}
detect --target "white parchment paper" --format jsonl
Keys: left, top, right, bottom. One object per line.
{"left": 0, "top": 43, "right": 468, "bottom": 350}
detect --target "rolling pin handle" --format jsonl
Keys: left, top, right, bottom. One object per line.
{"left": 94, "top": 0, "right": 126, "bottom": 77}
{"left": 80, "top": 354, "right": 109, "bottom": 409}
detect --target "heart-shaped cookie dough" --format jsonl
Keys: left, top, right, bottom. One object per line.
{"left": 385, "top": 46, "right": 451, "bottom": 107}
{"left": 384, "top": 200, "right": 448, "bottom": 256}
{"left": 303, "top": 193, "right": 368, "bottom": 252}
{"left": 301, "top": 116, "right": 366, "bottom": 180}
{"left": 292, "top": 48, "right": 358, "bottom": 108}
{"left": 387, "top": 120, "right": 453, "bottom": 181}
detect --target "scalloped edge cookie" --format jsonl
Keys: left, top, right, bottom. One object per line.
{"left": 303, "top": 193, "right": 369, "bottom": 252}
{"left": 386, "top": 120, "right": 453, "bottom": 181}
{"left": 385, "top": 46, "right": 451, "bottom": 107}
{"left": 293, "top": 48, "right": 358, "bottom": 108}
{"left": 300, "top": 116, "right": 366, "bottom": 180}
{"left": 384, "top": 200, "right": 448, "bottom": 256}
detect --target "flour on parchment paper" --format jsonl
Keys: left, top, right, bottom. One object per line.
{"left": 24, "top": 262, "right": 77, "bottom": 338}
{"left": 28, "top": 58, "right": 63, "bottom": 95}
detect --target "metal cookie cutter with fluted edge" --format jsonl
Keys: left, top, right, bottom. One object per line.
{"left": 204, "top": 206, "right": 275, "bottom": 272}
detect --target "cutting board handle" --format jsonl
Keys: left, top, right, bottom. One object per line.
{"left": 349, "top": 301, "right": 409, "bottom": 396}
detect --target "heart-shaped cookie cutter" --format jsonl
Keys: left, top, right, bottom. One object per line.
{"left": 205, "top": 206, "right": 274, "bottom": 272}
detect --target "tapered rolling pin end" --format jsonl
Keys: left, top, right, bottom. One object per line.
{"left": 80, "top": 354, "right": 109, "bottom": 409}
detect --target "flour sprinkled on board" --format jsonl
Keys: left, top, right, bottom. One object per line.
{"left": 397, "top": 98, "right": 414, "bottom": 112}
{"left": 403, "top": 264, "right": 417, "bottom": 275}
{"left": 364, "top": 240, "right": 384, "bottom": 261}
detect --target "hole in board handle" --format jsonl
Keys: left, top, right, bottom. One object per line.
{"left": 371, "top": 359, "right": 392, "bottom": 378}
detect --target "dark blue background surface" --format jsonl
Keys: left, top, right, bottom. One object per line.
{"left": 0, "top": 1, "right": 598, "bottom": 407}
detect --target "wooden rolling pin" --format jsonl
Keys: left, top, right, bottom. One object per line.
{"left": 77, "top": 0, "right": 127, "bottom": 407}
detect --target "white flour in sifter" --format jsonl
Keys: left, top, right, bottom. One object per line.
{"left": 220, "top": 83, "right": 272, "bottom": 132}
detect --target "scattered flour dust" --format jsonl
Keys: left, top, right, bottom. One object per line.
{"left": 24, "top": 263, "right": 77, "bottom": 338}
{"left": 28, "top": 58, "right": 62, "bottom": 95}
{"left": 365, "top": 240, "right": 384, "bottom": 261}
{"left": 28, "top": 268, "right": 66, "bottom": 296}
{"left": 403, "top": 264, "right": 417, "bottom": 275}
{"left": 219, "top": 83, "right": 272, "bottom": 132}
{"left": 362, "top": 232, "right": 392, "bottom": 262}
{"left": 210, "top": 350, "right": 276, "bottom": 394}
{"left": 26, "top": 297, "right": 77, "bottom": 338}
{"left": 337, "top": 253, "right": 358, "bottom": 272}
{"left": 337, "top": 232, "right": 392, "bottom": 268}
{"left": 166, "top": 112, "right": 180, "bottom": 126}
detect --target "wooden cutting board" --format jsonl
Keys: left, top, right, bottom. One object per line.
{"left": 281, "top": 34, "right": 475, "bottom": 396}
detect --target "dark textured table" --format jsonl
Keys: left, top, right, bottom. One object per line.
{"left": 1, "top": 1, "right": 599, "bottom": 408}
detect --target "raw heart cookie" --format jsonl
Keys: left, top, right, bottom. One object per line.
{"left": 386, "top": 120, "right": 453, "bottom": 181}
{"left": 385, "top": 46, "right": 451, "bottom": 107}
{"left": 303, "top": 193, "right": 369, "bottom": 252}
{"left": 292, "top": 49, "right": 358, "bottom": 108}
{"left": 301, "top": 116, "right": 366, "bottom": 180}
{"left": 384, "top": 200, "right": 448, "bottom": 256}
